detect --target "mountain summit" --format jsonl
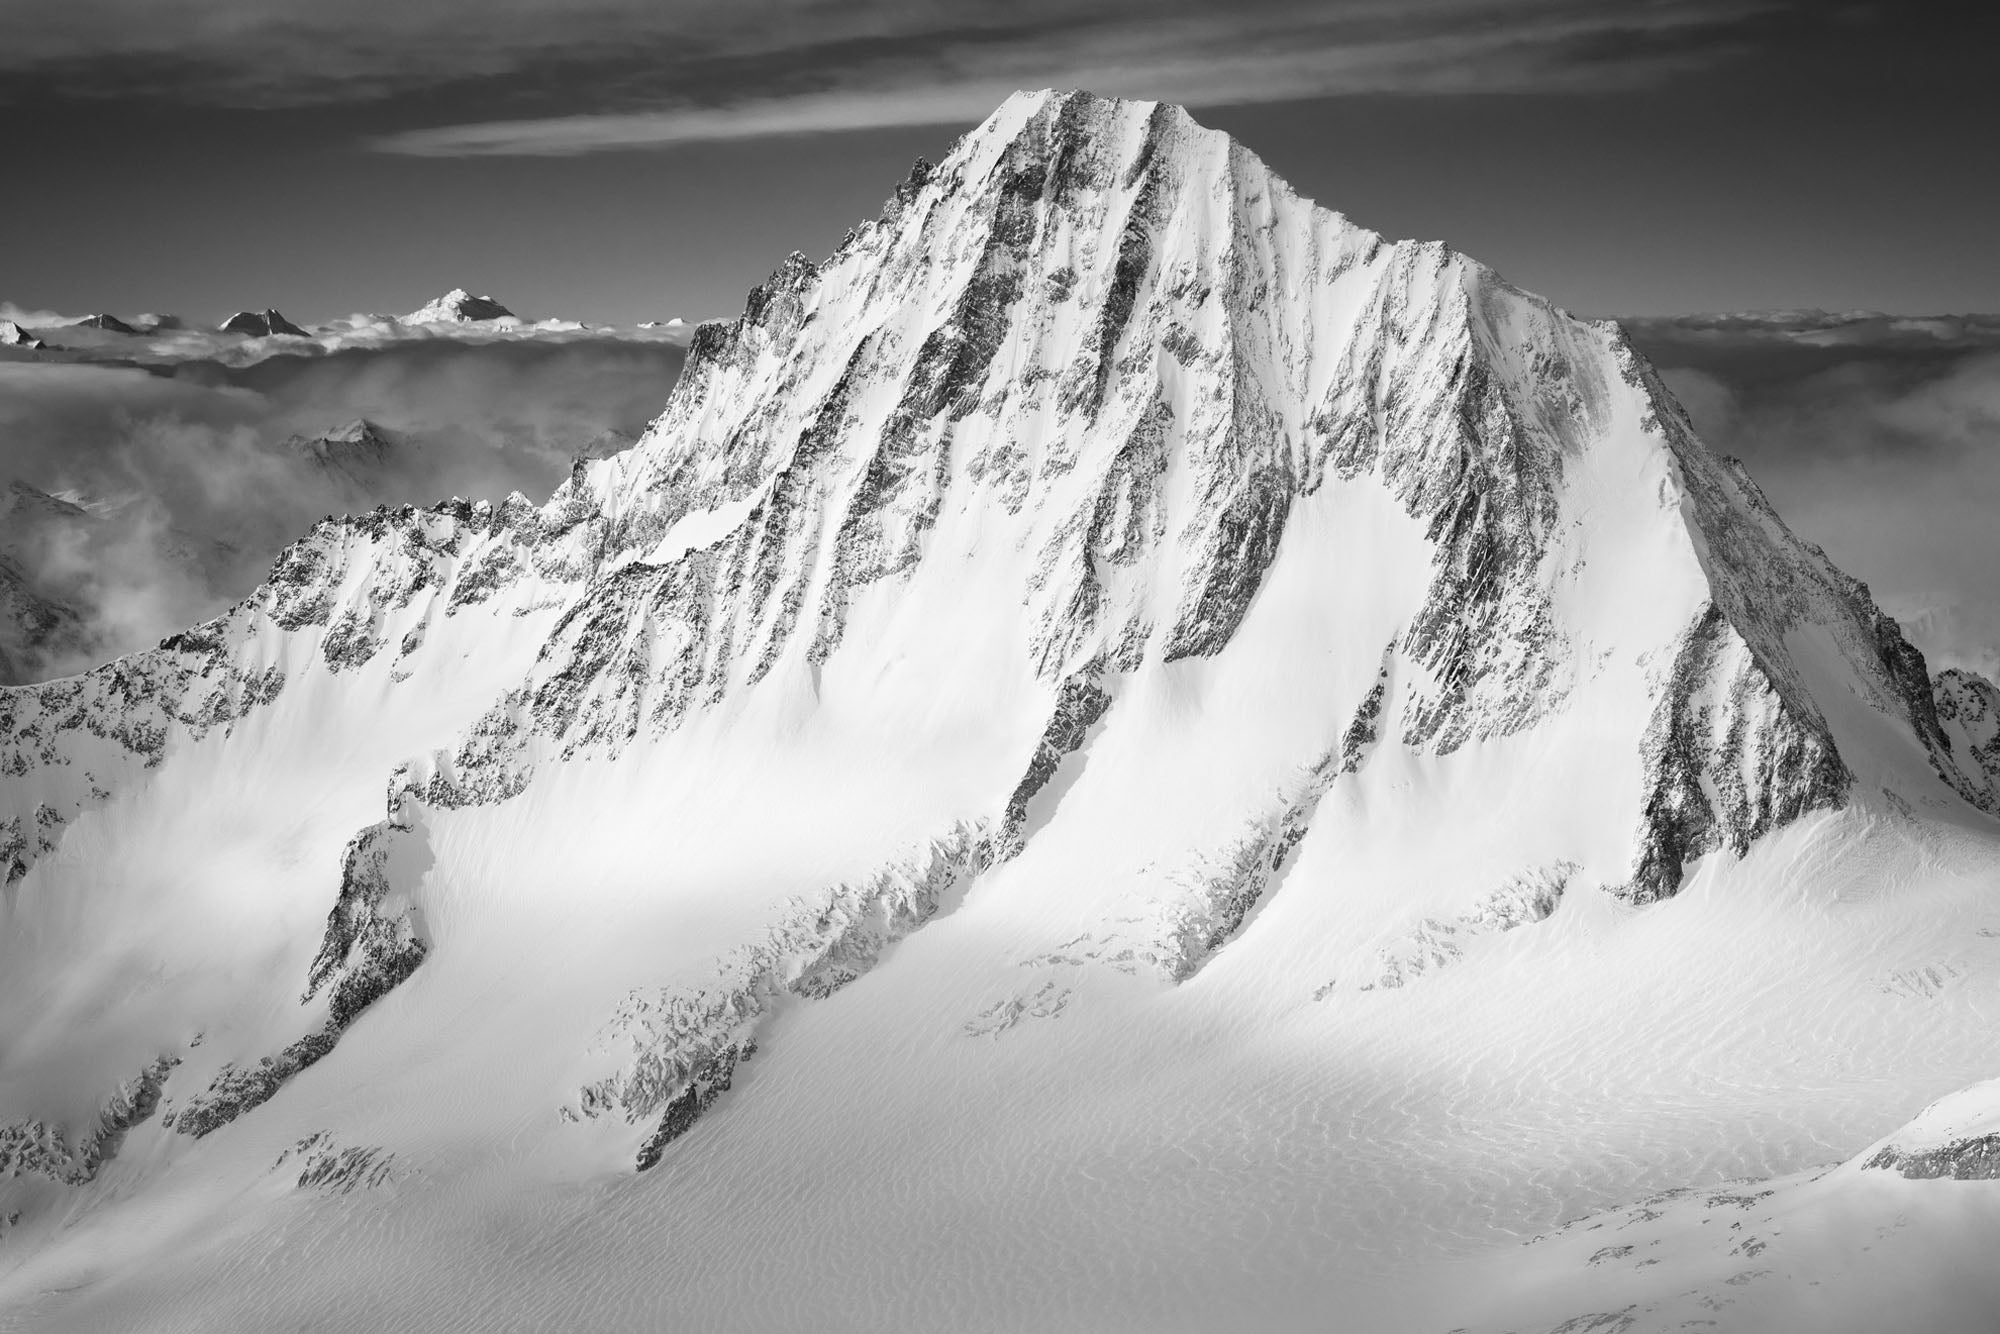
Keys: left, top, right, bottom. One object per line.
{"left": 219, "top": 307, "right": 308, "bottom": 337}
{"left": 402, "top": 288, "right": 515, "bottom": 323}
{"left": 3, "top": 91, "right": 1998, "bottom": 1333}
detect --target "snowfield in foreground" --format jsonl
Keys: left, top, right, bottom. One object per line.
{"left": 3, "top": 90, "right": 2000, "bottom": 1333}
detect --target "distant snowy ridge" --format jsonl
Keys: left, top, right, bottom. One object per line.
{"left": 401, "top": 288, "right": 516, "bottom": 324}
{"left": 0, "top": 294, "right": 695, "bottom": 368}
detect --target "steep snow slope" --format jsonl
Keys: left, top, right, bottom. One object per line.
{"left": 2, "top": 90, "right": 1998, "bottom": 1333}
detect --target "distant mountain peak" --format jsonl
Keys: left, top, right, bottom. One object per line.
{"left": 0, "top": 319, "right": 44, "bottom": 349}
{"left": 220, "top": 308, "right": 308, "bottom": 337}
{"left": 404, "top": 289, "right": 515, "bottom": 324}
{"left": 283, "top": 418, "right": 394, "bottom": 468}
{"left": 1, "top": 479, "right": 91, "bottom": 521}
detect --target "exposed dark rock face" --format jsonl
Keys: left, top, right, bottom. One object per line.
{"left": 77, "top": 313, "right": 138, "bottom": 334}
{"left": 634, "top": 1044, "right": 749, "bottom": 1171}
{"left": 1628, "top": 604, "right": 1849, "bottom": 904}
{"left": 220, "top": 309, "right": 309, "bottom": 337}
{"left": 1864, "top": 1134, "right": 2000, "bottom": 1180}
{"left": 170, "top": 1031, "right": 336, "bottom": 1139}
{"left": 276, "top": 1132, "right": 403, "bottom": 1192}
{"left": 1933, "top": 668, "right": 2000, "bottom": 812}
{"left": 0, "top": 1056, "right": 177, "bottom": 1182}
{"left": 997, "top": 670, "right": 1112, "bottom": 856}
{"left": 574, "top": 830, "right": 984, "bottom": 1169}
{"left": 169, "top": 799, "right": 436, "bottom": 1140}
{"left": 305, "top": 821, "right": 431, "bottom": 1027}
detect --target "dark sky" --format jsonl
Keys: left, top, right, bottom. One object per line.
{"left": 1, "top": 1, "right": 1992, "bottom": 327}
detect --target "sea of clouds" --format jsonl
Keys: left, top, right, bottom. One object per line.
{"left": 0, "top": 306, "right": 687, "bottom": 683}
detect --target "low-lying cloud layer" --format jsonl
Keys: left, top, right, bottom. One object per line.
{"left": 0, "top": 314, "right": 685, "bottom": 683}
{"left": 1626, "top": 312, "right": 2000, "bottom": 680}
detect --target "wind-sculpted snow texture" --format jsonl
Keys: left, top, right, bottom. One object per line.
{"left": 3, "top": 90, "right": 2000, "bottom": 1334}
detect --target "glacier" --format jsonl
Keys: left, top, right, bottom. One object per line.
{"left": 3, "top": 90, "right": 1999, "bottom": 1333}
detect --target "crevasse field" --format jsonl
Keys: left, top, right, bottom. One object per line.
{"left": 3, "top": 91, "right": 1999, "bottom": 1333}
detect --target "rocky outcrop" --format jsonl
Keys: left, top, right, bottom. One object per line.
{"left": 573, "top": 829, "right": 985, "bottom": 1169}
{"left": 996, "top": 670, "right": 1112, "bottom": 855}
{"left": 171, "top": 810, "right": 434, "bottom": 1140}
{"left": 169, "top": 1031, "right": 337, "bottom": 1139}
{"left": 1864, "top": 1134, "right": 2000, "bottom": 1181}
{"left": 1933, "top": 668, "right": 2000, "bottom": 812}
{"left": 1847, "top": 1076, "right": 2000, "bottom": 1182}
{"left": 0, "top": 1057, "right": 177, "bottom": 1183}
{"left": 276, "top": 1132, "right": 403, "bottom": 1193}
{"left": 1609, "top": 335, "right": 1996, "bottom": 895}
{"left": 304, "top": 821, "right": 430, "bottom": 1027}
{"left": 1627, "top": 604, "right": 1849, "bottom": 903}
{"left": 404, "top": 290, "right": 515, "bottom": 324}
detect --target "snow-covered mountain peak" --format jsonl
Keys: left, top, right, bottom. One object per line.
{"left": 5, "top": 93, "right": 2000, "bottom": 1329}
{"left": 219, "top": 308, "right": 308, "bottom": 337}
{"left": 4, "top": 87, "right": 1983, "bottom": 917}
{"left": 402, "top": 289, "right": 515, "bottom": 324}
{"left": 536, "top": 90, "right": 1981, "bottom": 879}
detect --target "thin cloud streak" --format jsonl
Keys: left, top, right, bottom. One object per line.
{"left": 2, "top": 0, "right": 1777, "bottom": 120}
{"left": 369, "top": 5, "right": 1762, "bottom": 156}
